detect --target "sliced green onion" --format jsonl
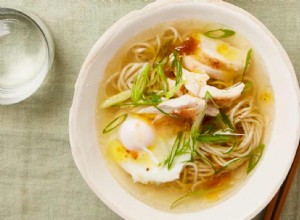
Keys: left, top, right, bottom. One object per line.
{"left": 178, "top": 137, "right": 190, "bottom": 155}
{"left": 131, "top": 64, "right": 150, "bottom": 103}
{"left": 242, "top": 81, "right": 253, "bottom": 95}
{"left": 219, "top": 111, "right": 235, "bottom": 130}
{"left": 154, "top": 106, "right": 178, "bottom": 118}
{"left": 242, "top": 49, "right": 253, "bottom": 80}
{"left": 204, "top": 29, "right": 235, "bottom": 39}
{"left": 170, "top": 184, "right": 229, "bottom": 209}
{"left": 191, "top": 107, "right": 206, "bottom": 140}
{"left": 204, "top": 90, "right": 213, "bottom": 102}
{"left": 247, "top": 144, "right": 265, "bottom": 174}
{"left": 163, "top": 132, "right": 190, "bottom": 170}
{"left": 196, "top": 134, "right": 234, "bottom": 143}
{"left": 195, "top": 149, "right": 216, "bottom": 172}
{"left": 204, "top": 91, "right": 219, "bottom": 108}
{"left": 190, "top": 107, "right": 207, "bottom": 161}
{"left": 102, "top": 114, "right": 128, "bottom": 134}
{"left": 153, "top": 40, "right": 172, "bottom": 67}
{"left": 216, "top": 157, "right": 245, "bottom": 174}
{"left": 200, "top": 116, "right": 218, "bottom": 135}
{"left": 172, "top": 51, "right": 183, "bottom": 85}
{"left": 156, "top": 64, "right": 168, "bottom": 92}
{"left": 224, "top": 140, "right": 238, "bottom": 154}
{"left": 213, "top": 129, "right": 243, "bottom": 136}
{"left": 144, "top": 92, "right": 163, "bottom": 105}
{"left": 118, "top": 93, "right": 162, "bottom": 108}
{"left": 165, "top": 80, "right": 185, "bottom": 99}
{"left": 170, "top": 190, "right": 205, "bottom": 209}
{"left": 100, "top": 90, "right": 131, "bottom": 109}
{"left": 164, "top": 132, "right": 183, "bottom": 170}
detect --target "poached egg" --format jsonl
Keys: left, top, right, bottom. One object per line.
{"left": 110, "top": 115, "right": 189, "bottom": 184}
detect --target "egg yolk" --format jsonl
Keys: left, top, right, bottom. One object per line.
{"left": 108, "top": 140, "right": 153, "bottom": 165}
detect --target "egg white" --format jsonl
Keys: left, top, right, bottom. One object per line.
{"left": 109, "top": 116, "right": 190, "bottom": 184}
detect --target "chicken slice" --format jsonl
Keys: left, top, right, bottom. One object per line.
{"left": 182, "top": 68, "right": 209, "bottom": 96}
{"left": 196, "top": 34, "right": 247, "bottom": 72}
{"left": 206, "top": 104, "right": 219, "bottom": 117}
{"left": 136, "top": 94, "right": 206, "bottom": 120}
{"left": 183, "top": 55, "right": 233, "bottom": 81}
{"left": 183, "top": 34, "right": 249, "bottom": 81}
{"left": 199, "top": 83, "right": 245, "bottom": 101}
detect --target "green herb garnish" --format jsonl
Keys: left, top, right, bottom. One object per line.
{"left": 247, "top": 144, "right": 265, "bottom": 174}
{"left": 190, "top": 107, "right": 207, "bottom": 160}
{"left": 165, "top": 80, "right": 185, "bottom": 99}
{"left": 170, "top": 190, "right": 205, "bottom": 209}
{"left": 171, "top": 184, "right": 229, "bottom": 209}
{"left": 194, "top": 149, "right": 216, "bottom": 172}
{"left": 153, "top": 40, "right": 172, "bottom": 67}
{"left": 131, "top": 64, "right": 150, "bottom": 103}
{"left": 224, "top": 140, "right": 238, "bottom": 154}
{"left": 154, "top": 106, "right": 178, "bottom": 118}
{"left": 191, "top": 108, "right": 206, "bottom": 139}
{"left": 163, "top": 132, "right": 189, "bottom": 170}
{"left": 219, "top": 110, "right": 235, "bottom": 130}
{"left": 242, "top": 81, "right": 253, "bottom": 95}
{"left": 102, "top": 114, "right": 128, "bottom": 134}
{"left": 101, "top": 90, "right": 131, "bottom": 108}
{"left": 156, "top": 64, "right": 168, "bottom": 92}
{"left": 196, "top": 134, "right": 234, "bottom": 143}
{"left": 204, "top": 29, "right": 235, "bottom": 39}
{"left": 143, "top": 92, "right": 163, "bottom": 105}
{"left": 172, "top": 51, "right": 183, "bottom": 85}
{"left": 204, "top": 91, "right": 219, "bottom": 108}
{"left": 242, "top": 49, "right": 252, "bottom": 80}
{"left": 216, "top": 157, "right": 245, "bottom": 174}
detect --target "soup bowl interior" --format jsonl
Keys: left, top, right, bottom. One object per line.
{"left": 69, "top": 0, "right": 300, "bottom": 219}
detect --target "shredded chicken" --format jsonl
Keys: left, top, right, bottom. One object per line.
{"left": 136, "top": 94, "right": 206, "bottom": 120}
{"left": 199, "top": 83, "right": 245, "bottom": 102}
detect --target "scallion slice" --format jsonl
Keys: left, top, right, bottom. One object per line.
{"left": 170, "top": 190, "right": 205, "bottom": 209}
{"left": 224, "top": 140, "right": 238, "bottom": 154}
{"left": 216, "top": 157, "right": 244, "bottom": 174}
{"left": 153, "top": 40, "right": 172, "bottom": 67}
{"left": 242, "top": 81, "right": 253, "bottom": 95}
{"left": 242, "top": 49, "right": 253, "bottom": 80}
{"left": 165, "top": 132, "right": 183, "bottom": 170}
{"left": 219, "top": 111, "right": 235, "bottom": 130}
{"left": 156, "top": 64, "right": 168, "bottom": 92}
{"left": 102, "top": 114, "right": 128, "bottom": 134}
{"left": 204, "top": 29, "right": 235, "bottom": 39}
{"left": 165, "top": 80, "right": 185, "bottom": 99}
{"left": 172, "top": 51, "right": 183, "bottom": 85}
{"left": 163, "top": 132, "right": 190, "bottom": 170}
{"left": 154, "top": 106, "right": 178, "bottom": 118}
{"left": 195, "top": 149, "right": 216, "bottom": 172}
{"left": 204, "top": 91, "right": 219, "bottom": 108}
{"left": 131, "top": 64, "right": 150, "bottom": 103}
{"left": 196, "top": 134, "right": 234, "bottom": 143}
{"left": 247, "top": 144, "right": 265, "bottom": 174}
{"left": 100, "top": 90, "right": 131, "bottom": 109}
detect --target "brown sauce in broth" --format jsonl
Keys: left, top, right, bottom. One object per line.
{"left": 176, "top": 37, "right": 199, "bottom": 55}
{"left": 96, "top": 19, "right": 274, "bottom": 213}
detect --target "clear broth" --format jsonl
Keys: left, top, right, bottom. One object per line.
{"left": 96, "top": 20, "right": 274, "bottom": 213}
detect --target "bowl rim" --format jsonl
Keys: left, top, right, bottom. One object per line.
{"left": 69, "top": 0, "right": 300, "bottom": 219}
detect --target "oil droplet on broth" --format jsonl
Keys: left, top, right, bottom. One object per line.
{"left": 258, "top": 87, "right": 274, "bottom": 105}
{"left": 216, "top": 42, "right": 238, "bottom": 61}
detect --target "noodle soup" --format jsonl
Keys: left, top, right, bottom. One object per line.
{"left": 96, "top": 20, "right": 274, "bottom": 212}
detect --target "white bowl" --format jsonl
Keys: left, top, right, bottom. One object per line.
{"left": 69, "top": 0, "right": 300, "bottom": 219}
